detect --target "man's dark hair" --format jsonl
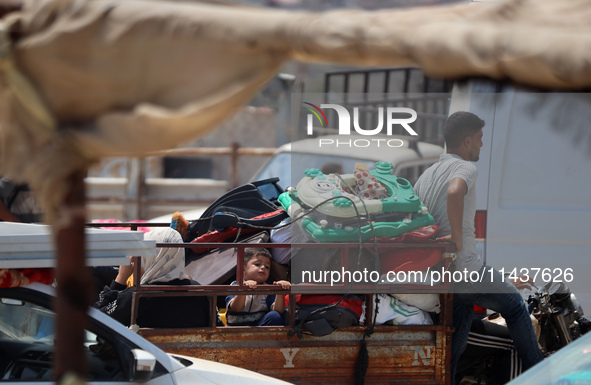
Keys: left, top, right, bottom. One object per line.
{"left": 443, "top": 111, "right": 485, "bottom": 149}
{"left": 244, "top": 247, "right": 272, "bottom": 265}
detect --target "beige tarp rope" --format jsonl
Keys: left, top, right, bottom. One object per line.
{"left": 1, "top": 0, "right": 591, "bottom": 222}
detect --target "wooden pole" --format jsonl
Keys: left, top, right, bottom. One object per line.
{"left": 230, "top": 142, "right": 240, "bottom": 189}
{"left": 53, "top": 170, "right": 92, "bottom": 381}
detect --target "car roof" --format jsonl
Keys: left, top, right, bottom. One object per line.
{"left": 278, "top": 135, "right": 443, "bottom": 163}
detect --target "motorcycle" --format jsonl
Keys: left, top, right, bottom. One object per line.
{"left": 456, "top": 281, "right": 591, "bottom": 385}
{"left": 530, "top": 281, "right": 590, "bottom": 353}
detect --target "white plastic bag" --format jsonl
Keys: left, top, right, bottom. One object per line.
{"left": 392, "top": 293, "right": 440, "bottom": 314}
{"left": 270, "top": 218, "right": 312, "bottom": 264}
{"left": 361, "top": 294, "right": 433, "bottom": 326}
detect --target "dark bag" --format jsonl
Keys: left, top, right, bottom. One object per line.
{"left": 289, "top": 294, "right": 363, "bottom": 336}
{"left": 0, "top": 179, "right": 42, "bottom": 223}
{"left": 296, "top": 305, "right": 360, "bottom": 336}
{"left": 0, "top": 178, "right": 18, "bottom": 208}
{"left": 188, "top": 178, "right": 286, "bottom": 239}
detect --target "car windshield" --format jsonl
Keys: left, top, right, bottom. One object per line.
{"left": 0, "top": 297, "right": 96, "bottom": 344}
{"left": 0, "top": 294, "right": 134, "bottom": 382}
{"left": 508, "top": 332, "right": 591, "bottom": 385}
{"left": 252, "top": 152, "right": 379, "bottom": 189}
{"left": 0, "top": 298, "right": 56, "bottom": 343}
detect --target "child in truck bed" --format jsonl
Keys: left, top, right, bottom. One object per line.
{"left": 225, "top": 248, "right": 290, "bottom": 326}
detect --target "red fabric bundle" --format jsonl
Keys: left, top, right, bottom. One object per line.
{"left": 0, "top": 268, "right": 55, "bottom": 288}
{"left": 373, "top": 225, "right": 443, "bottom": 273}
{"left": 373, "top": 225, "right": 439, "bottom": 243}
{"left": 379, "top": 248, "right": 442, "bottom": 273}
{"left": 189, "top": 209, "right": 284, "bottom": 254}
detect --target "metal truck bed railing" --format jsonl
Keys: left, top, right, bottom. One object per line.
{"left": 86, "top": 222, "right": 455, "bottom": 384}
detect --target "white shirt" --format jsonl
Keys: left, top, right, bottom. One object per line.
{"left": 414, "top": 154, "right": 481, "bottom": 272}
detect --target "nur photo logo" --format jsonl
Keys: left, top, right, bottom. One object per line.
{"left": 302, "top": 102, "right": 418, "bottom": 148}
{"left": 302, "top": 102, "right": 418, "bottom": 136}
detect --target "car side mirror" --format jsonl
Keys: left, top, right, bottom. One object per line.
{"left": 129, "top": 349, "right": 156, "bottom": 382}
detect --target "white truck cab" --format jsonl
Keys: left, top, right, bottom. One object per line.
{"left": 0, "top": 223, "right": 291, "bottom": 385}
{"left": 0, "top": 282, "right": 291, "bottom": 384}
{"left": 450, "top": 80, "right": 591, "bottom": 310}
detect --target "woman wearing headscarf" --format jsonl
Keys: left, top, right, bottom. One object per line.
{"left": 95, "top": 227, "right": 209, "bottom": 328}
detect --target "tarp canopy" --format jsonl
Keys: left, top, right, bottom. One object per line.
{"left": 1, "top": 0, "right": 590, "bottom": 221}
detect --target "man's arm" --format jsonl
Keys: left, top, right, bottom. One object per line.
{"left": 114, "top": 263, "right": 133, "bottom": 286}
{"left": 445, "top": 177, "right": 468, "bottom": 253}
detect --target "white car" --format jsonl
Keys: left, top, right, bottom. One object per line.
{"left": 251, "top": 134, "right": 444, "bottom": 188}
{"left": 0, "top": 282, "right": 291, "bottom": 385}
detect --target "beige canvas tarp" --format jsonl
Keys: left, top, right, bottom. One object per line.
{"left": 1, "top": 0, "right": 590, "bottom": 221}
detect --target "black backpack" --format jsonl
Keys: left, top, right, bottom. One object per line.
{"left": 0, "top": 179, "right": 43, "bottom": 223}
{"left": 188, "top": 178, "right": 287, "bottom": 240}
{"left": 291, "top": 295, "right": 364, "bottom": 337}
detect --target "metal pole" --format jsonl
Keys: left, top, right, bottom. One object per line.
{"left": 54, "top": 170, "right": 91, "bottom": 381}
{"left": 137, "top": 158, "right": 146, "bottom": 220}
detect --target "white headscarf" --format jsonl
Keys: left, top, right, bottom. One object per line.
{"left": 140, "top": 228, "right": 185, "bottom": 285}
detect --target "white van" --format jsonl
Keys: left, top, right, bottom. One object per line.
{"left": 449, "top": 81, "right": 591, "bottom": 310}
